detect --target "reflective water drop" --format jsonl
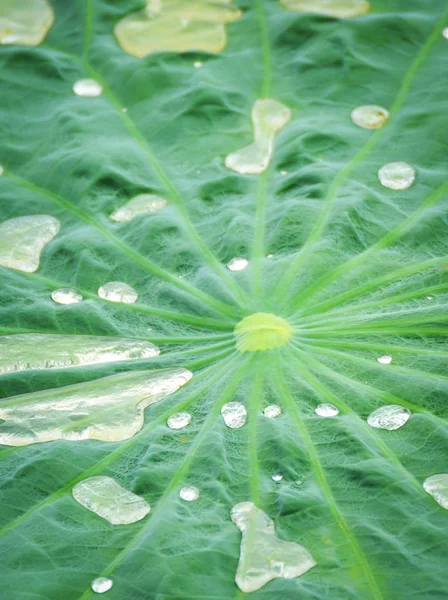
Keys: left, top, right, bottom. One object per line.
{"left": 0, "top": 165, "right": 3, "bottom": 176}
{"left": 377, "top": 354, "right": 392, "bottom": 365}
{"left": 281, "top": 0, "right": 370, "bottom": 17}
{"left": 193, "top": 61, "right": 203, "bottom": 68}
{"left": 91, "top": 577, "right": 113, "bottom": 594}
{"left": 73, "top": 78, "right": 103, "bottom": 97}
{"left": 267, "top": 253, "right": 274, "bottom": 258}
{"left": 295, "top": 476, "right": 305, "bottom": 486}
{"left": 280, "top": 170, "right": 288, "bottom": 176}
{"left": 272, "top": 474, "right": 283, "bottom": 482}
{"left": 51, "top": 288, "right": 83, "bottom": 305}
{"left": 225, "top": 99, "right": 291, "bottom": 174}
{"left": 231, "top": 502, "right": 316, "bottom": 592}
{"left": 98, "top": 281, "right": 138, "bottom": 304}
{"left": 121, "top": 107, "right": 128, "bottom": 113}
{"left": 0, "top": 0, "right": 54, "bottom": 46}
{"left": 351, "top": 105, "right": 389, "bottom": 129}
{"left": 234, "top": 313, "right": 292, "bottom": 352}
{"left": 315, "top": 403, "right": 339, "bottom": 417}
{"left": 0, "top": 214, "right": 60, "bottom": 273}
{"left": 221, "top": 402, "right": 247, "bottom": 429}
{"left": 0, "top": 367, "right": 192, "bottom": 446}
{"left": 179, "top": 485, "right": 200, "bottom": 501}
{"left": 167, "top": 412, "right": 191, "bottom": 430}
{"left": 263, "top": 404, "right": 282, "bottom": 419}
{"left": 426, "top": 295, "right": 433, "bottom": 300}
{"left": 367, "top": 404, "right": 411, "bottom": 430}
{"left": 115, "top": 0, "right": 242, "bottom": 58}
{"left": 423, "top": 474, "right": 448, "bottom": 510}
{"left": 227, "top": 257, "right": 248, "bottom": 271}
{"left": 73, "top": 476, "right": 150, "bottom": 525}
{"left": 443, "top": 27, "right": 448, "bottom": 40}
{"left": 378, "top": 162, "right": 415, "bottom": 190}
{"left": 110, "top": 193, "right": 167, "bottom": 222}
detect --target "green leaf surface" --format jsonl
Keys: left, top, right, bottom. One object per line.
{"left": 0, "top": 1, "right": 447, "bottom": 599}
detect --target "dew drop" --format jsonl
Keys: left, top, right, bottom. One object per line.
{"left": 91, "top": 577, "right": 113, "bottom": 594}
{"left": 443, "top": 27, "right": 448, "bottom": 40}
{"left": 121, "top": 107, "right": 128, "bottom": 113}
{"left": 315, "top": 403, "right": 339, "bottom": 417}
{"left": 98, "top": 281, "right": 138, "bottom": 304}
{"left": 377, "top": 354, "right": 392, "bottom": 365}
{"left": 367, "top": 404, "right": 411, "bottom": 430}
{"left": 193, "top": 61, "right": 203, "bottom": 68}
{"left": 272, "top": 473, "right": 283, "bottom": 482}
{"left": 263, "top": 404, "right": 282, "bottom": 419}
{"left": 180, "top": 485, "right": 200, "bottom": 501}
{"left": 378, "top": 162, "right": 415, "bottom": 190}
{"left": 167, "top": 412, "right": 191, "bottom": 430}
{"left": 110, "top": 194, "right": 167, "bottom": 222}
{"left": 280, "top": 170, "right": 288, "bottom": 176}
{"left": 0, "top": 0, "right": 54, "bottom": 46}
{"left": 351, "top": 105, "right": 389, "bottom": 129}
{"left": 227, "top": 257, "right": 248, "bottom": 272}
{"left": 423, "top": 474, "right": 448, "bottom": 510}
{"left": 426, "top": 295, "right": 434, "bottom": 300}
{"left": 73, "top": 78, "right": 103, "bottom": 97}
{"left": 221, "top": 402, "right": 247, "bottom": 429}
{"left": 266, "top": 253, "right": 274, "bottom": 259}
{"left": 0, "top": 165, "right": 3, "bottom": 176}
{"left": 51, "top": 288, "right": 83, "bottom": 305}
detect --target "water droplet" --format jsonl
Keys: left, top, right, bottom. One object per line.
{"left": 266, "top": 253, "right": 274, "bottom": 258}
{"left": 0, "top": 367, "right": 192, "bottom": 446}
{"left": 167, "top": 412, "right": 191, "bottom": 430}
{"left": 114, "top": 0, "right": 242, "bottom": 58}
{"left": 377, "top": 354, "right": 392, "bottom": 365}
{"left": 121, "top": 107, "right": 128, "bottom": 112}
{"left": 227, "top": 257, "right": 248, "bottom": 271}
{"left": 179, "top": 485, "right": 200, "bottom": 501}
{"left": 426, "top": 295, "right": 433, "bottom": 300}
{"left": 315, "top": 403, "right": 339, "bottom": 417}
{"left": 0, "top": 214, "right": 60, "bottom": 273}
{"left": 295, "top": 476, "right": 305, "bottom": 486}
{"left": 234, "top": 313, "right": 292, "bottom": 352}
{"left": 281, "top": 0, "right": 370, "bottom": 18}
{"left": 272, "top": 473, "right": 283, "bottom": 482}
{"left": 91, "top": 577, "right": 113, "bottom": 594}
{"left": 225, "top": 99, "right": 291, "bottom": 174}
{"left": 351, "top": 105, "right": 389, "bottom": 129}
{"left": 110, "top": 194, "right": 167, "bottom": 222}
{"left": 263, "top": 404, "right": 282, "bottom": 419}
{"left": 98, "top": 281, "right": 138, "bottom": 304}
{"left": 193, "top": 61, "right": 203, "bottom": 68}
{"left": 73, "top": 78, "right": 103, "bottom": 97}
{"left": 231, "top": 502, "right": 316, "bottom": 592}
{"left": 280, "top": 170, "right": 288, "bottom": 176}
{"left": 0, "top": 0, "right": 54, "bottom": 46}
{"left": 378, "top": 162, "right": 415, "bottom": 190}
{"left": 221, "top": 402, "right": 247, "bottom": 429}
{"left": 423, "top": 474, "right": 448, "bottom": 509}
{"left": 443, "top": 27, "right": 448, "bottom": 40}
{"left": 367, "top": 404, "right": 411, "bottom": 430}
{"left": 0, "top": 165, "right": 3, "bottom": 176}
{"left": 51, "top": 288, "right": 83, "bottom": 305}
{"left": 73, "top": 476, "right": 150, "bottom": 524}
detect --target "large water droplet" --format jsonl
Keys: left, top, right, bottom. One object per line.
{"left": 378, "top": 162, "right": 415, "bottom": 190}
{"left": 281, "top": 0, "right": 370, "bottom": 17}
{"left": 73, "top": 476, "right": 150, "bottom": 524}
{"left": 0, "top": 0, "right": 54, "bottom": 46}
{"left": 351, "top": 105, "right": 389, "bottom": 129}
{"left": 263, "top": 404, "right": 282, "bottom": 419}
{"left": 227, "top": 257, "right": 248, "bottom": 271}
{"left": 98, "top": 281, "right": 138, "bottom": 304}
{"left": 73, "top": 78, "right": 103, "bottom": 97}
{"left": 221, "top": 402, "right": 247, "bottom": 429}
{"left": 0, "top": 214, "right": 60, "bottom": 273}
{"left": 91, "top": 577, "right": 113, "bottom": 594}
{"left": 225, "top": 99, "right": 291, "bottom": 175}
{"left": 377, "top": 354, "right": 392, "bottom": 365}
{"left": 315, "top": 403, "right": 339, "bottom": 417}
{"left": 179, "top": 485, "right": 200, "bottom": 501}
{"left": 110, "top": 194, "right": 167, "bottom": 222}
{"left": 234, "top": 313, "right": 292, "bottom": 352}
{"left": 367, "top": 405, "right": 411, "bottom": 430}
{"left": 423, "top": 474, "right": 448, "bottom": 510}
{"left": 167, "top": 412, "right": 191, "bottom": 430}
{"left": 51, "top": 288, "right": 83, "bottom": 305}
{"left": 231, "top": 502, "right": 316, "bottom": 592}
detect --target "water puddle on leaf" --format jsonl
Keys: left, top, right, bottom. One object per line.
{"left": 225, "top": 99, "right": 291, "bottom": 174}
{"left": 281, "top": 0, "right": 370, "bottom": 18}
{"left": 51, "top": 288, "right": 83, "bottom": 305}
{"left": 98, "top": 281, "right": 138, "bottom": 304}
{"left": 73, "top": 476, "right": 150, "bottom": 524}
{"left": 423, "top": 474, "right": 448, "bottom": 510}
{"left": 367, "top": 405, "right": 411, "bottom": 430}
{"left": 110, "top": 194, "right": 167, "bottom": 222}
{"left": 231, "top": 502, "right": 316, "bottom": 592}
{"left": 0, "top": 0, "right": 54, "bottom": 46}
{"left": 221, "top": 402, "right": 247, "bottom": 428}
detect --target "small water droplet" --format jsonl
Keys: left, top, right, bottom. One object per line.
{"left": 367, "top": 404, "right": 411, "bottom": 430}
{"left": 73, "top": 78, "right": 103, "bottom": 97}
{"left": 423, "top": 474, "right": 448, "bottom": 509}
{"left": 266, "top": 253, "right": 274, "bottom": 259}
{"left": 315, "top": 403, "right": 339, "bottom": 417}
{"left": 280, "top": 170, "right": 288, "bottom": 176}
{"left": 180, "top": 485, "right": 200, "bottom": 501}
{"left": 272, "top": 473, "right": 283, "bottom": 482}
{"left": 378, "top": 162, "right": 415, "bottom": 190}
{"left": 221, "top": 402, "right": 247, "bottom": 428}
{"left": 167, "top": 412, "right": 191, "bottom": 430}
{"left": 51, "top": 288, "right": 83, "bottom": 305}
{"left": 0, "top": 165, "right": 4, "bottom": 176}
{"left": 263, "top": 404, "right": 282, "bottom": 419}
{"left": 121, "top": 107, "right": 128, "bottom": 112}
{"left": 91, "top": 577, "right": 113, "bottom": 594}
{"left": 443, "top": 27, "right": 448, "bottom": 40}
{"left": 110, "top": 193, "right": 167, "bottom": 222}
{"left": 351, "top": 105, "right": 389, "bottom": 129}
{"left": 227, "top": 257, "right": 248, "bottom": 271}
{"left": 295, "top": 476, "right": 305, "bottom": 486}
{"left": 98, "top": 281, "right": 138, "bottom": 304}
{"left": 426, "top": 295, "right": 433, "bottom": 300}
{"left": 377, "top": 354, "right": 392, "bottom": 365}
{"left": 193, "top": 61, "right": 203, "bottom": 68}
